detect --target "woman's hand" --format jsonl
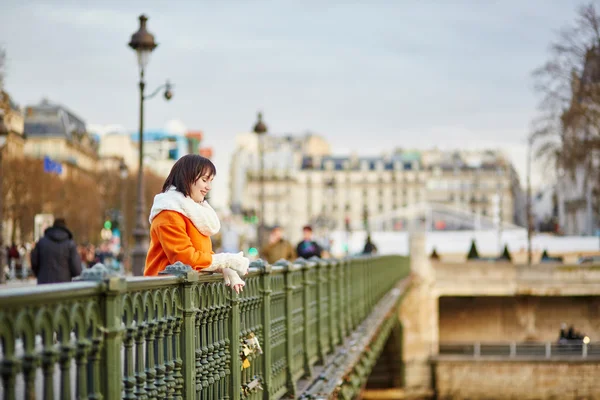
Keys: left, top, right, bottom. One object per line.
{"left": 211, "top": 252, "right": 250, "bottom": 276}
{"left": 222, "top": 267, "right": 245, "bottom": 294}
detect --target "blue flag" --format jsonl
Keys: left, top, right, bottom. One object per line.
{"left": 43, "top": 156, "right": 63, "bottom": 175}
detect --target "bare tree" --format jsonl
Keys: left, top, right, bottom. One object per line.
{"left": 531, "top": 2, "right": 600, "bottom": 169}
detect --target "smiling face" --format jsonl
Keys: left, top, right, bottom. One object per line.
{"left": 190, "top": 173, "right": 214, "bottom": 203}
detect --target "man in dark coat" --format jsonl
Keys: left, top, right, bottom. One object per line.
{"left": 31, "top": 218, "right": 82, "bottom": 284}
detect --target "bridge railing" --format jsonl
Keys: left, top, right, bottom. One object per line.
{"left": 0, "top": 255, "right": 409, "bottom": 400}
{"left": 439, "top": 341, "right": 600, "bottom": 359}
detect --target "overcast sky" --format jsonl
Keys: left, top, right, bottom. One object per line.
{"left": 0, "top": 0, "right": 580, "bottom": 208}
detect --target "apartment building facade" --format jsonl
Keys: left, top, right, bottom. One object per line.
{"left": 242, "top": 146, "right": 525, "bottom": 244}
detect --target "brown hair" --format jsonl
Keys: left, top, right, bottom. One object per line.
{"left": 162, "top": 155, "right": 216, "bottom": 197}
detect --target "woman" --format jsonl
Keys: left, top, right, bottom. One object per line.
{"left": 145, "top": 155, "right": 249, "bottom": 293}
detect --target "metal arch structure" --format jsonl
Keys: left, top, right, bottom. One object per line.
{"left": 364, "top": 202, "right": 522, "bottom": 232}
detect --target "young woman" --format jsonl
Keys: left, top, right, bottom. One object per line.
{"left": 144, "top": 154, "right": 249, "bottom": 293}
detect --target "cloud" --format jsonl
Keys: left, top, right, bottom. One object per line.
{"left": 88, "top": 123, "right": 128, "bottom": 136}
{"left": 164, "top": 119, "right": 187, "bottom": 135}
{"left": 30, "top": 3, "right": 132, "bottom": 30}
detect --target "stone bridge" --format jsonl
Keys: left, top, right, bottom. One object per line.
{"left": 0, "top": 255, "right": 411, "bottom": 399}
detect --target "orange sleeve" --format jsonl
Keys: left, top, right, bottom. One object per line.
{"left": 155, "top": 217, "right": 213, "bottom": 270}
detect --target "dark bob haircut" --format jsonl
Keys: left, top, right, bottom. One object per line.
{"left": 162, "top": 155, "right": 216, "bottom": 197}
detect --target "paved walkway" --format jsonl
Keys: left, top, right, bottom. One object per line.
{"left": 1, "top": 278, "right": 37, "bottom": 288}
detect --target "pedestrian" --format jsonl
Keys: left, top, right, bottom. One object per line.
{"left": 362, "top": 234, "right": 378, "bottom": 255}
{"left": 145, "top": 154, "right": 249, "bottom": 293}
{"left": 296, "top": 225, "right": 323, "bottom": 259}
{"left": 30, "top": 218, "right": 82, "bottom": 284}
{"left": 261, "top": 225, "right": 295, "bottom": 264}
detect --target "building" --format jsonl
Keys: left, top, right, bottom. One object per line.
{"left": 23, "top": 99, "right": 99, "bottom": 175}
{"left": 97, "top": 133, "right": 138, "bottom": 172}
{"left": 97, "top": 129, "right": 210, "bottom": 178}
{"left": 229, "top": 132, "right": 330, "bottom": 214}
{"left": 557, "top": 164, "right": 598, "bottom": 235}
{"left": 1, "top": 91, "right": 25, "bottom": 157}
{"left": 243, "top": 148, "right": 525, "bottom": 244}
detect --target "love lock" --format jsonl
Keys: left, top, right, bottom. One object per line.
{"left": 243, "top": 377, "right": 263, "bottom": 395}
{"left": 240, "top": 344, "right": 252, "bottom": 370}
{"left": 244, "top": 332, "right": 263, "bottom": 355}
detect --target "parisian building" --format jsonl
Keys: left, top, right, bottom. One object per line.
{"left": 239, "top": 141, "right": 526, "bottom": 244}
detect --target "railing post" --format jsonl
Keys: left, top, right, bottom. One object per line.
{"left": 311, "top": 257, "right": 327, "bottom": 363}
{"left": 337, "top": 258, "right": 347, "bottom": 341}
{"left": 583, "top": 343, "right": 588, "bottom": 358}
{"left": 78, "top": 265, "right": 126, "bottom": 399}
{"left": 229, "top": 290, "right": 242, "bottom": 400}
{"left": 545, "top": 342, "right": 551, "bottom": 359}
{"left": 296, "top": 258, "right": 314, "bottom": 378}
{"left": 347, "top": 257, "right": 356, "bottom": 331}
{"left": 474, "top": 342, "right": 481, "bottom": 358}
{"left": 282, "top": 260, "right": 298, "bottom": 397}
{"left": 509, "top": 342, "right": 516, "bottom": 358}
{"left": 178, "top": 268, "right": 199, "bottom": 399}
{"left": 102, "top": 277, "right": 126, "bottom": 399}
{"left": 253, "top": 259, "right": 273, "bottom": 400}
{"left": 329, "top": 259, "right": 338, "bottom": 347}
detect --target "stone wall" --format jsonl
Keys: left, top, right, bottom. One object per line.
{"left": 439, "top": 296, "right": 600, "bottom": 342}
{"left": 400, "top": 234, "right": 438, "bottom": 392}
{"left": 433, "top": 359, "right": 600, "bottom": 400}
{"left": 433, "top": 261, "right": 600, "bottom": 296}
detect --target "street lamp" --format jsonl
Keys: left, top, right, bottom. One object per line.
{"left": 526, "top": 136, "right": 533, "bottom": 266}
{"left": 253, "top": 112, "right": 267, "bottom": 251}
{"left": 128, "top": 14, "right": 173, "bottom": 276}
{"left": 119, "top": 160, "right": 129, "bottom": 273}
{"left": 0, "top": 112, "right": 8, "bottom": 284}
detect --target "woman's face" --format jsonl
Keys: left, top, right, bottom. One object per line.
{"left": 190, "top": 173, "right": 214, "bottom": 203}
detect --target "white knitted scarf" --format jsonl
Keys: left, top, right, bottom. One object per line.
{"left": 149, "top": 186, "right": 221, "bottom": 236}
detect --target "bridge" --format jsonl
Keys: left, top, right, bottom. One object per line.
{"left": 0, "top": 255, "right": 411, "bottom": 399}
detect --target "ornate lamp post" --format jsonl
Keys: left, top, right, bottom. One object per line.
{"left": 253, "top": 112, "right": 267, "bottom": 251}
{"left": 119, "top": 159, "right": 129, "bottom": 272}
{"left": 0, "top": 112, "right": 8, "bottom": 284}
{"left": 526, "top": 136, "right": 533, "bottom": 265}
{"left": 128, "top": 15, "right": 173, "bottom": 275}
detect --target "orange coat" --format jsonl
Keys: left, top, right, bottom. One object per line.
{"left": 144, "top": 210, "right": 213, "bottom": 276}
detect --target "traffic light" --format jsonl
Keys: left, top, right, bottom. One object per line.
{"left": 242, "top": 209, "right": 258, "bottom": 224}
{"left": 104, "top": 220, "right": 112, "bottom": 230}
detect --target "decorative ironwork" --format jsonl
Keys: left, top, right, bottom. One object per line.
{"left": 0, "top": 255, "right": 410, "bottom": 399}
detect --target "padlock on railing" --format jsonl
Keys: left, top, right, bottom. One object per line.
{"left": 244, "top": 332, "right": 263, "bottom": 355}
{"left": 240, "top": 332, "right": 263, "bottom": 370}
{"left": 242, "top": 376, "right": 263, "bottom": 396}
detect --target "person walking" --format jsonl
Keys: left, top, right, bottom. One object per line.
{"left": 261, "top": 226, "right": 295, "bottom": 264}
{"left": 30, "top": 218, "right": 82, "bottom": 284}
{"left": 362, "top": 234, "right": 378, "bottom": 255}
{"left": 296, "top": 225, "right": 323, "bottom": 259}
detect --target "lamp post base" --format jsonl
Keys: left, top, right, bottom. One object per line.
{"left": 131, "top": 227, "right": 148, "bottom": 276}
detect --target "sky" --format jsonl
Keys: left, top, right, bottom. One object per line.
{"left": 0, "top": 0, "right": 581, "bottom": 208}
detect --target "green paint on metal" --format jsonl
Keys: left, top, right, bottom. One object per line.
{"left": 0, "top": 256, "right": 410, "bottom": 400}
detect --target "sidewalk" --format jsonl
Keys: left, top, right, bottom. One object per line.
{"left": 0, "top": 278, "right": 37, "bottom": 288}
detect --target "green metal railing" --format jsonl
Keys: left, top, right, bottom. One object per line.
{"left": 0, "top": 255, "right": 410, "bottom": 399}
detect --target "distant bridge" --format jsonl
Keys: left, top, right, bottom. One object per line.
{"left": 365, "top": 201, "right": 522, "bottom": 232}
